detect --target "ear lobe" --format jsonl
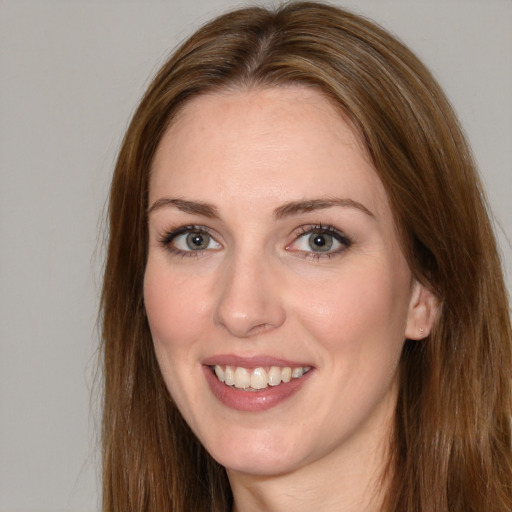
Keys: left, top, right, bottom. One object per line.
{"left": 405, "top": 280, "right": 438, "bottom": 340}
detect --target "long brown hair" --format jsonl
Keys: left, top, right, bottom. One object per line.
{"left": 100, "top": 2, "right": 512, "bottom": 511}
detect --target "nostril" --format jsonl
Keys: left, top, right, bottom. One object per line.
{"left": 214, "top": 296, "right": 286, "bottom": 338}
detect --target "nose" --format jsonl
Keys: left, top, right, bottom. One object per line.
{"left": 214, "top": 251, "right": 286, "bottom": 338}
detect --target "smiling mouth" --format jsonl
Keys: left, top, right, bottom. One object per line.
{"left": 211, "top": 365, "right": 312, "bottom": 391}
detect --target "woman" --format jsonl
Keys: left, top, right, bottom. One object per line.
{"left": 100, "top": 2, "right": 512, "bottom": 511}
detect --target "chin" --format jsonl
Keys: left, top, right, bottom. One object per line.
{"left": 200, "top": 423, "right": 309, "bottom": 477}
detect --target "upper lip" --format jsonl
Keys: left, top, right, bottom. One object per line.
{"left": 202, "top": 354, "right": 313, "bottom": 369}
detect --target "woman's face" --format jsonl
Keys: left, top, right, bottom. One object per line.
{"left": 144, "top": 87, "right": 429, "bottom": 478}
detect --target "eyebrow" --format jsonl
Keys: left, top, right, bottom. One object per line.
{"left": 147, "top": 196, "right": 374, "bottom": 220}
{"left": 273, "top": 198, "right": 374, "bottom": 219}
{"left": 147, "top": 198, "right": 220, "bottom": 218}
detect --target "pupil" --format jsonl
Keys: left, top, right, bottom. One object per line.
{"left": 186, "top": 232, "right": 208, "bottom": 250}
{"left": 309, "top": 233, "right": 333, "bottom": 252}
{"left": 313, "top": 235, "right": 326, "bottom": 247}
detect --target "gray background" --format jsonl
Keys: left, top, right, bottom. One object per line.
{"left": 1, "top": 1, "right": 511, "bottom": 511}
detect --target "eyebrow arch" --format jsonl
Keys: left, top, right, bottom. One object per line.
{"left": 274, "top": 198, "right": 374, "bottom": 219}
{"left": 147, "top": 198, "right": 220, "bottom": 218}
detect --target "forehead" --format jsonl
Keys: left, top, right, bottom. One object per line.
{"left": 155, "top": 85, "right": 367, "bottom": 162}
{"left": 149, "top": 86, "right": 388, "bottom": 219}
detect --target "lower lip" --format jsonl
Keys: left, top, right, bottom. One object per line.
{"left": 203, "top": 366, "right": 313, "bottom": 412}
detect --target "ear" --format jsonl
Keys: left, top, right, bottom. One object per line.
{"left": 404, "top": 280, "right": 438, "bottom": 340}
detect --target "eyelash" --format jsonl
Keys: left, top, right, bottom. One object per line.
{"left": 157, "top": 223, "right": 352, "bottom": 260}
{"left": 158, "top": 225, "right": 220, "bottom": 258}
{"left": 289, "top": 224, "right": 352, "bottom": 260}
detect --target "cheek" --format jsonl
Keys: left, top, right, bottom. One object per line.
{"left": 293, "top": 263, "right": 411, "bottom": 356}
{"left": 143, "top": 260, "right": 209, "bottom": 352}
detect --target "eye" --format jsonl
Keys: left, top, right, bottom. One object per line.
{"left": 306, "top": 232, "right": 336, "bottom": 252}
{"left": 159, "top": 226, "right": 221, "bottom": 255}
{"left": 295, "top": 231, "right": 342, "bottom": 253}
{"left": 287, "top": 225, "right": 351, "bottom": 257}
{"left": 175, "top": 231, "right": 217, "bottom": 251}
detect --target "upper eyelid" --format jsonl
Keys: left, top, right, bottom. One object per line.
{"left": 158, "top": 223, "right": 347, "bottom": 236}
{"left": 158, "top": 225, "right": 221, "bottom": 245}
{"left": 291, "top": 223, "right": 351, "bottom": 240}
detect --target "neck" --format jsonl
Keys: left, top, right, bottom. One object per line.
{"left": 228, "top": 424, "right": 392, "bottom": 512}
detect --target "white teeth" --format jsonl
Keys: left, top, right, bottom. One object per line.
{"left": 213, "top": 364, "right": 310, "bottom": 390}
{"left": 250, "top": 367, "right": 268, "bottom": 390}
{"left": 224, "top": 366, "right": 234, "bottom": 386}
{"left": 234, "top": 367, "right": 251, "bottom": 389}
{"left": 267, "top": 366, "right": 282, "bottom": 386}
{"left": 214, "top": 365, "right": 225, "bottom": 383}
{"left": 291, "top": 367, "right": 304, "bottom": 379}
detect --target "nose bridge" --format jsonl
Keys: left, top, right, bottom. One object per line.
{"left": 214, "top": 246, "right": 285, "bottom": 338}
